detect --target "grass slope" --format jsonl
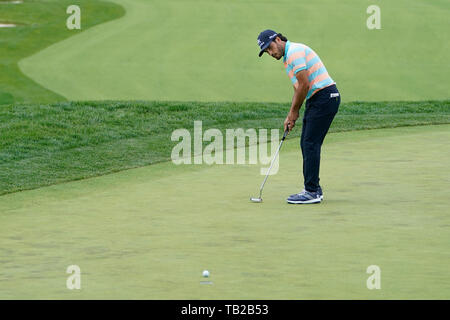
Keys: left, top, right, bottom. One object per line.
{"left": 0, "top": 0, "right": 125, "bottom": 105}
{"left": 0, "top": 100, "right": 449, "bottom": 195}
{"left": 19, "top": 0, "right": 450, "bottom": 103}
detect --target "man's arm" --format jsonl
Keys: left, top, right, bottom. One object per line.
{"left": 284, "top": 69, "right": 310, "bottom": 131}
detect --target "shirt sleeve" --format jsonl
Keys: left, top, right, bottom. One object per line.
{"left": 288, "top": 47, "right": 307, "bottom": 75}
{"left": 285, "top": 47, "right": 307, "bottom": 85}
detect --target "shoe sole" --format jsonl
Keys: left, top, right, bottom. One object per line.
{"left": 287, "top": 198, "right": 322, "bottom": 204}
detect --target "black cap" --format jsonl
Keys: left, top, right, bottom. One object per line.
{"left": 257, "top": 29, "right": 279, "bottom": 57}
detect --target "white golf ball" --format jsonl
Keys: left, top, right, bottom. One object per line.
{"left": 202, "top": 270, "right": 210, "bottom": 278}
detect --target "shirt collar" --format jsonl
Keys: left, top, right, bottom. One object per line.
{"left": 283, "top": 40, "right": 290, "bottom": 63}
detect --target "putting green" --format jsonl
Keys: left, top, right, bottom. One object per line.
{"left": 19, "top": 0, "right": 450, "bottom": 102}
{"left": 0, "top": 125, "right": 449, "bottom": 299}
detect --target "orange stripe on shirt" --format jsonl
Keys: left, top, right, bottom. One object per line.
{"left": 288, "top": 70, "right": 294, "bottom": 79}
{"left": 305, "top": 51, "right": 316, "bottom": 63}
{"left": 307, "top": 61, "right": 324, "bottom": 76}
{"left": 287, "top": 50, "right": 306, "bottom": 65}
{"left": 310, "top": 72, "right": 330, "bottom": 86}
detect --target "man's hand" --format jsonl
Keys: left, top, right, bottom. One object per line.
{"left": 284, "top": 109, "right": 299, "bottom": 132}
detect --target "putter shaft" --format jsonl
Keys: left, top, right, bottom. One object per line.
{"left": 257, "top": 128, "right": 289, "bottom": 198}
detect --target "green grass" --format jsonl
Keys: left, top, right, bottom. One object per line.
{"left": 0, "top": 0, "right": 125, "bottom": 105}
{"left": 1, "top": 124, "right": 449, "bottom": 299}
{"left": 1, "top": 0, "right": 449, "bottom": 300}
{"left": 18, "top": 0, "right": 450, "bottom": 102}
{"left": 0, "top": 99, "right": 449, "bottom": 195}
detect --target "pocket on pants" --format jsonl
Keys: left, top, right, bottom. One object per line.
{"left": 308, "top": 94, "right": 340, "bottom": 118}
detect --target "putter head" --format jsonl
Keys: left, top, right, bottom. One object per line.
{"left": 250, "top": 197, "right": 263, "bottom": 203}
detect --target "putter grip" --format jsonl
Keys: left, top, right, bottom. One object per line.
{"left": 282, "top": 126, "right": 289, "bottom": 141}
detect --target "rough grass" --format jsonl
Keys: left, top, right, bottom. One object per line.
{"left": 0, "top": 100, "right": 449, "bottom": 195}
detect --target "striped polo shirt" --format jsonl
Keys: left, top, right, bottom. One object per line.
{"left": 283, "top": 40, "right": 335, "bottom": 100}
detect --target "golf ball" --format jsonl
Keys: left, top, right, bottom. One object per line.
{"left": 202, "top": 270, "right": 210, "bottom": 278}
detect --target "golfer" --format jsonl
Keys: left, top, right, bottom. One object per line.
{"left": 257, "top": 29, "right": 341, "bottom": 204}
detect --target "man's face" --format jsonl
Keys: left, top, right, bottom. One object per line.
{"left": 265, "top": 38, "right": 284, "bottom": 60}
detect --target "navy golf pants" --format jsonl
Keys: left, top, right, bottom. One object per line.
{"left": 300, "top": 84, "right": 340, "bottom": 192}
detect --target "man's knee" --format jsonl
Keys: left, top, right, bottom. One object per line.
{"left": 302, "top": 139, "right": 321, "bottom": 154}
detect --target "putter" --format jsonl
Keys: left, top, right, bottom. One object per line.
{"left": 250, "top": 125, "right": 290, "bottom": 203}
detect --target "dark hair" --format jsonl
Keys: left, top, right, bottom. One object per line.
{"left": 277, "top": 33, "right": 288, "bottom": 41}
